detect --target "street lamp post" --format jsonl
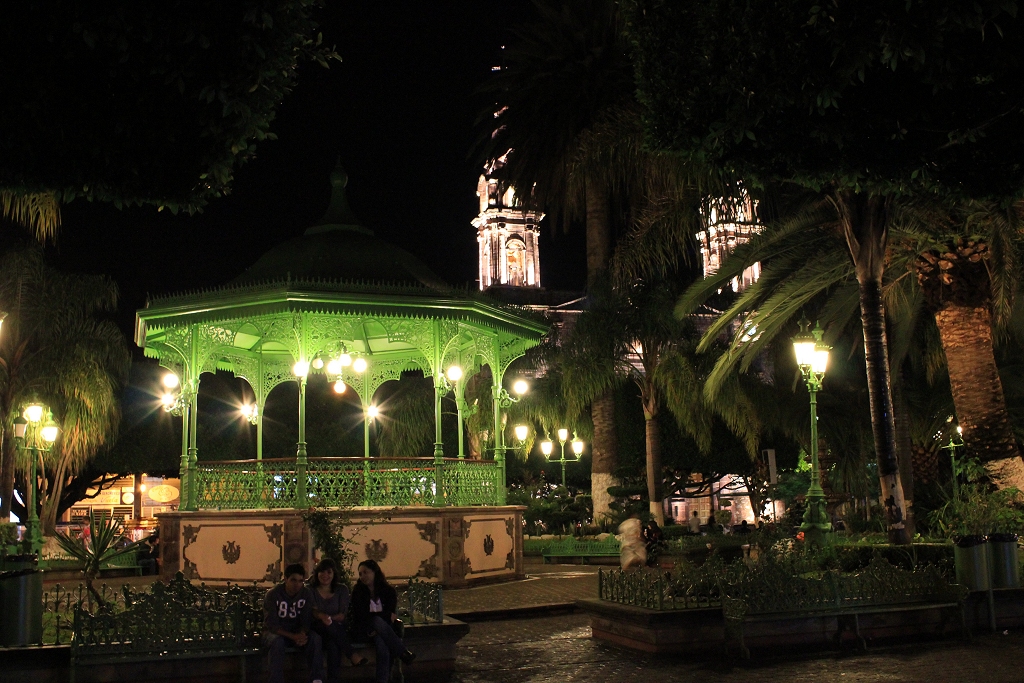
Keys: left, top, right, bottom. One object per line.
{"left": 792, "top": 316, "right": 832, "bottom": 545}
{"left": 13, "top": 403, "right": 59, "bottom": 557}
{"left": 540, "top": 429, "right": 585, "bottom": 488}
{"left": 942, "top": 425, "right": 964, "bottom": 499}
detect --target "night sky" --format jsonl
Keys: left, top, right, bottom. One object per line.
{"left": 14, "top": 2, "right": 587, "bottom": 343}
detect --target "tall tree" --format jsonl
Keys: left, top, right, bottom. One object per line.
{"left": 0, "top": 1, "right": 339, "bottom": 237}
{"left": 477, "top": 0, "right": 635, "bottom": 521}
{"left": 625, "top": 0, "right": 1024, "bottom": 544}
{"left": 0, "top": 248, "right": 130, "bottom": 531}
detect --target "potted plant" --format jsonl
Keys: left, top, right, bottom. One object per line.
{"left": 55, "top": 510, "right": 141, "bottom": 608}
{"left": 987, "top": 488, "right": 1024, "bottom": 589}
{"left": 931, "top": 485, "right": 992, "bottom": 591}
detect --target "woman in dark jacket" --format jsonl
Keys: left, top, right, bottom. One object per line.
{"left": 350, "top": 559, "right": 414, "bottom": 683}
{"left": 309, "top": 558, "right": 367, "bottom": 678}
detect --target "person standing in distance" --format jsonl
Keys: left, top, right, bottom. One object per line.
{"left": 263, "top": 563, "right": 324, "bottom": 683}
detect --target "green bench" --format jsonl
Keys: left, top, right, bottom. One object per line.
{"left": 722, "top": 557, "right": 969, "bottom": 658}
{"left": 70, "top": 574, "right": 262, "bottom": 683}
{"left": 543, "top": 536, "right": 620, "bottom": 564}
{"left": 69, "top": 573, "right": 444, "bottom": 683}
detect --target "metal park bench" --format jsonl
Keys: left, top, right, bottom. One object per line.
{"left": 722, "top": 557, "right": 969, "bottom": 658}
{"left": 543, "top": 536, "right": 621, "bottom": 564}
{"left": 69, "top": 574, "right": 262, "bottom": 683}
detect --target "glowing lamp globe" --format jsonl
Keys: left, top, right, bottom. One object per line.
{"left": 161, "top": 393, "right": 176, "bottom": 408}
{"left": 572, "top": 439, "right": 584, "bottom": 455}
{"left": 340, "top": 353, "right": 353, "bottom": 367}
{"left": 353, "top": 358, "right": 368, "bottom": 373}
{"left": 367, "top": 405, "right": 380, "bottom": 418}
{"left": 512, "top": 380, "right": 528, "bottom": 396}
{"left": 311, "top": 358, "right": 325, "bottom": 370}
{"left": 24, "top": 404, "right": 44, "bottom": 423}
{"left": 557, "top": 428, "right": 569, "bottom": 443}
{"left": 333, "top": 380, "right": 347, "bottom": 394}
{"left": 326, "top": 359, "right": 342, "bottom": 375}
{"left": 40, "top": 413, "right": 59, "bottom": 443}
{"left": 293, "top": 360, "right": 310, "bottom": 378}
{"left": 540, "top": 440, "right": 553, "bottom": 456}
{"left": 446, "top": 365, "right": 463, "bottom": 382}
{"left": 162, "top": 373, "right": 180, "bottom": 389}
{"left": 514, "top": 425, "right": 529, "bottom": 442}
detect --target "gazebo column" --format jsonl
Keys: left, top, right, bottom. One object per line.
{"left": 431, "top": 321, "right": 445, "bottom": 506}
{"left": 183, "top": 380, "right": 200, "bottom": 510}
{"left": 492, "top": 381, "right": 507, "bottom": 506}
{"left": 296, "top": 376, "right": 308, "bottom": 505}
{"left": 178, "top": 394, "right": 191, "bottom": 510}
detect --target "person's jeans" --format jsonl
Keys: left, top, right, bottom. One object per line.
{"left": 263, "top": 631, "right": 324, "bottom": 683}
{"left": 312, "top": 621, "right": 356, "bottom": 683}
{"left": 370, "top": 615, "right": 405, "bottom": 683}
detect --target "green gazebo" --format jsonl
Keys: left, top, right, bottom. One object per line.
{"left": 136, "top": 167, "right": 548, "bottom": 514}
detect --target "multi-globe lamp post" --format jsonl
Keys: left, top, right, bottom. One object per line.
{"left": 12, "top": 403, "right": 60, "bottom": 556}
{"left": 792, "top": 316, "right": 832, "bottom": 544}
{"left": 540, "top": 428, "right": 585, "bottom": 488}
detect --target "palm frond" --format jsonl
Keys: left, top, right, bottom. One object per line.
{"left": 0, "top": 190, "right": 61, "bottom": 241}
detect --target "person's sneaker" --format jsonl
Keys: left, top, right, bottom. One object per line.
{"left": 399, "top": 650, "right": 416, "bottom": 665}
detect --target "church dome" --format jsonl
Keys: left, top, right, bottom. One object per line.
{"left": 232, "top": 164, "right": 447, "bottom": 290}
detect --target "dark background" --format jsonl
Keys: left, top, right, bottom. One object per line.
{"left": 12, "top": 3, "right": 589, "bottom": 466}
{"left": 6, "top": 1, "right": 587, "bottom": 340}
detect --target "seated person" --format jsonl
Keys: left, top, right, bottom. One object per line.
{"left": 687, "top": 510, "right": 701, "bottom": 535}
{"left": 263, "top": 563, "right": 324, "bottom": 683}
{"left": 350, "top": 560, "right": 415, "bottom": 683}
{"left": 309, "top": 558, "right": 367, "bottom": 677}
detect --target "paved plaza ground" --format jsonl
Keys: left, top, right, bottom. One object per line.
{"left": 452, "top": 612, "right": 1024, "bottom": 683}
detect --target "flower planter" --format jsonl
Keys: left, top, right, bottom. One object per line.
{"left": 954, "top": 536, "right": 990, "bottom": 591}
{"left": 987, "top": 533, "right": 1020, "bottom": 589}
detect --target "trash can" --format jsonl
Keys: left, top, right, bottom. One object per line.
{"left": 954, "top": 536, "right": 991, "bottom": 592}
{"left": 0, "top": 562, "right": 43, "bottom": 646}
{"left": 988, "top": 533, "right": 1021, "bottom": 589}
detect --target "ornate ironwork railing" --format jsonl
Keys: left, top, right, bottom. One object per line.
{"left": 192, "top": 457, "right": 502, "bottom": 510}
{"left": 401, "top": 578, "right": 444, "bottom": 624}
{"left": 598, "top": 567, "right": 728, "bottom": 611}
{"left": 442, "top": 458, "right": 501, "bottom": 506}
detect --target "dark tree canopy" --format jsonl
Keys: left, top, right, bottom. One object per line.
{"left": 625, "top": 0, "right": 1024, "bottom": 199}
{"left": 0, "top": 1, "right": 337, "bottom": 212}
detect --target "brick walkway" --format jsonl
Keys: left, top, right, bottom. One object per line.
{"left": 452, "top": 612, "right": 1024, "bottom": 682}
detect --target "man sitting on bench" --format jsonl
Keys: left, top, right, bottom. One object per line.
{"left": 263, "top": 563, "right": 324, "bottom": 683}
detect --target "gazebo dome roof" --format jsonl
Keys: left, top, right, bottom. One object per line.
{"left": 232, "top": 164, "right": 447, "bottom": 290}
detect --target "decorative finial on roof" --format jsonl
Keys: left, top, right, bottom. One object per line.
{"left": 306, "top": 158, "right": 372, "bottom": 235}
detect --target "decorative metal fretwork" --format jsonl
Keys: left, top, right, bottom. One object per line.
{"left": 599, "top": 567, "right": 723, "bottom": 611}
{"left": 442, "top": 459, "right": 501, "bottom": 506}
{"left": 190, "top": 457, "right": 502, "bottom": 509}
{"left": 69, "top": 573, "right": 264, "bottom": 674}
{"left": 400, "top": 577, "right": 444, "bottom": 624}
{"left": 192, "top": 459, "right": 300, "bottom": 510}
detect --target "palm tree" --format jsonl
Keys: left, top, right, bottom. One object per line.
{"left": 477, "top": 0, "right": 634, "bottom": 521}
{"left": 0, "top": 191, "right": 60, "bottom": 241}
{"left": 478, "top": 2, "right": 711, "bottom": 519}
{"left": 899, "top": 199, "right": 1024, "bottom": 490}
{"left": 0, "top": 248, "right": 130, "bottom": 532}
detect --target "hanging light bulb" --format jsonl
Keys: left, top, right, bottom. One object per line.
{"left": 333, "top": 380, "right": 347, "bottom": 394}
{"left": 312, "top": 358, "right": 325, "bottom": 370}
{"left": 353, "top": 358, "right": 368, "bottom": 373}
{"left": 512, "top": 379, "right": 528, "bottom": 396}
{"left": 340, "top": 353, "right": 353, "bottom": 367}
{"left": 326, "top": 359, "right": 342, "bottom": 375}
{"left": 293, "top": 360, "right": 310, "bottom": 378}
{"left": 162, "top": 373, "right": 180, "bottom": 389}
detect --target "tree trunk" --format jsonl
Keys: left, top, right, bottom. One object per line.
{"left": 590, "top": 391, "right": 619, "bottom": 524}
{"left": 838, "top": 191, "right": 911, "bottom": 545}
{"left": 0, "top": 434, "right": 15, "bottom": 520}
{"left": 934, "top": 304, "right": 1024, "bottom": 489}
{"left": 645, "top": 411, "right": 664, "bottom": 526}
{"left": 891, "top": 370, "right": 916, "bottom": 537}
{"left": 586, "top": 173, "right": 618, "bottom": 523}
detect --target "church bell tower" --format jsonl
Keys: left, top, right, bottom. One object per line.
{"left": 473, "top": 157, "right": 543, "bottom": 291}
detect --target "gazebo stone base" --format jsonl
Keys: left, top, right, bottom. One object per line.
{"left": 157, "top": 505, "right": 525, "bottom": 588}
